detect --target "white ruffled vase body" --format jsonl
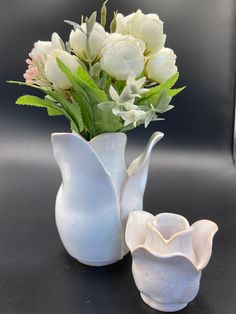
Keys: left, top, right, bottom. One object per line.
{"left": 51, "top": 131, "right": 163, "bottom": 266}
{"left": 125, "top": 212, "right": 218, "bottom": 312}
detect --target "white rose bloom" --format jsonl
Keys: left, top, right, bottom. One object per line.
{"left": 146, "top": 47, "right": 178, "bottom": 83}
{"left": 44, "top": 49, "right": 79, "bottom": 89}
{"left": 101, "top": 33, "right": 145, "bottom": 80}
{"left": 69, "top": 22, "right": 107, "bottom": 60}
{"left": 116, "top": 9, "right": 166, "bottom": 54}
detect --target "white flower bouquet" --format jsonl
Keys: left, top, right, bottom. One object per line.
{"left": 9, "top": 2, "right": 184, "bottom": 140}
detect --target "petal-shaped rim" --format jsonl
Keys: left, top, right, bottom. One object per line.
{"left": 51, "top": 132, "right": 120, "bottom": 209}
{"left": 147, "top": 213, "right": 192, "bottom": 244}
{"left": 132, "top": 245, "right": 200, "bottom": 273}
{"left": 125, "top": 211, "right": 154, "bottom": 252}
{"left": 125, "top": 211, "right": 193, "bottom": 253}
{"left": 192, "top": 219, "right": 218, "bottom": 270}
{"left": 74, "top": 131, "right": 128, "bottom": 181}
{"left": 53, "top": 132, "right": 114, "bottom": 178}
{"left": 126, "top": 211, "right": 218, "bottom": 272}
{"left": 89, "top": 132, "right": 126, "bottom": 151}
{"left": 89, "top": 132, "right": 128, "bottom": 195}
{"left": 145, "top": 215, "right": 198, "bottom": 266}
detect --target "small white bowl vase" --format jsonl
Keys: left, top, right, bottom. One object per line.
{"left": 125, "top": 211, "right": 218, "bottom": 312}
{"left": 51, "top": 132, "right": 163, "bottom": 266}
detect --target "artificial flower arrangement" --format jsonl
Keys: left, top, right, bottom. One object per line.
{"left": 7, "top": 4, "right": 219, "bottom": 311}
{"left": 9, "top": 1, "right": 184, "bottom": 140}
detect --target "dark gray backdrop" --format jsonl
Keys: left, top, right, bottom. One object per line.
{"left": 0, "top": 0, "right": 235, "bottom": 313}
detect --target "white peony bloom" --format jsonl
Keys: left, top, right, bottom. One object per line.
{"left": 115, "top": 10, "right": 166, "bottom": 54}
{"left": 30, "top": 41, "right": 53, "bottom": 60}
{"left": 30, "top": 33, "right": 64, "bottom": 60}
{"left": 100, "top": 33, "right": 145, "bottom": 80}
{"left": 69, "top": 22, "right": 107, "bottom": 60}
{"left": 115, "top": 13, "right": 129, "bottom": 34}
{"left": 24, "top": 33, "right": 64, "bottom": 86}
{"left": 146, "top": 47, "right": 178, "bottom": 83}
{"left": 44, "top": 49, "right": 79, "bottom": 90}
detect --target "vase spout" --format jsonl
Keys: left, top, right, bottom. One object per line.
{"left": 121, "top": 132, "right": 164, "bottom": 227}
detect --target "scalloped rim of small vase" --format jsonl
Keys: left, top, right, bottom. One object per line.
{"left": 128, "top": 211, "right": 218, "bottom": 271}
{"left": 140, "top": 293, "right": 188, "bottom": 312}
{"left": 146, "top": 212, "right": 192, "bottom": 244}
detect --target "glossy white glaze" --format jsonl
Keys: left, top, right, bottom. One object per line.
{"left": 125, "top": 212, "right": 218, "bottom": 312}
{"left": 51, "top": 132, "right": 163, "bottom": 266}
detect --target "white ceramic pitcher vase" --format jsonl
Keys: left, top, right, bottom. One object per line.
{"left": 51, "top": 131, "right": 163, "bottom": 266}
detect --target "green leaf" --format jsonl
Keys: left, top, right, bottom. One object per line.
{"left": 16, "top": 95, "right": 64, "bottom": 114}
{"left": 44, "top": 96, "right": 64, "bottom": 116}
{"left": 90, "top": 62, "right": 102, "bottom": 77}
{"left": 168, "top": 86, "right": 186, "bottom": 97}
{"left": 45, "top": 89, "right": 84, "bottom": 132}
{"left": 114, "top": 80, "right": 126, "bottom": 94}
{"left": 98, "top": 101, "right": 116, "bottom": 111}
{"left": 155, "top": 90, "right": 173, "bottom": 114}
{"left": 47, "top": 107, "right": 64, "bottom": 116}
{"left": 8, "top": 81, "right": 84, "bottom": 133}
{"left": 86, "top": 11, "right": 97, "bottom": 34}
{"left": 137, "top": 72, "right": 180, "bottom": 107}
{"left": 76, "top": 67, "right": 100, "bottom": 89}
{"left": 64, "top": 20, "right": 85, "bottom": 33}
{"left": 60, "top": 64, "right": 102, "bottom": 133}
{"left": 57, "top": 59, "right": 123, "bottom": 137}
{"left": 8, "top": 80, "right": 42, "bottom": 89}
{"left": 71, "top": 91, "right": 93, "bottom": 133}
{"left": 100, "top": 0, "right": 108, "bottom": 28}
{"left": 70, "top": 100, "right": 84, "bottom": 131}
{"left": 110, "top": 11, "right": 117, "bottom": 33}
{"left": 99, "top": 71, "right": 108, "bottom": 90}
{"left": 16, "top": 95, "right": 50, "bottom": 108}
{"left": 158, "top": 71, "right": 180, "bottom": 89}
